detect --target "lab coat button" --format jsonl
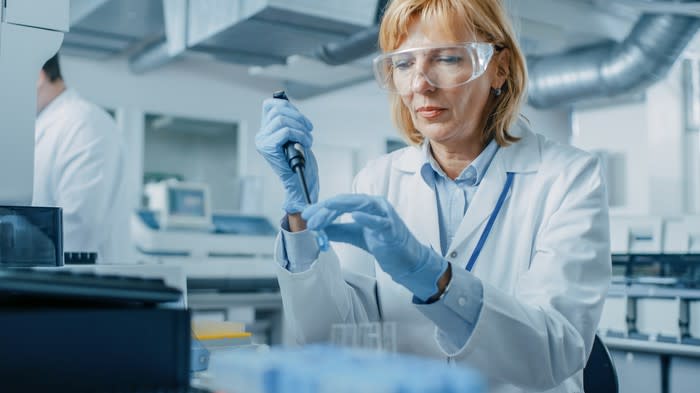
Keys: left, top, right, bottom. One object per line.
{"left": 458, "top": 297, "right": 466, "bottom": 307}
{"left": 450, "top": 251, "right": 458, "bottom": 258}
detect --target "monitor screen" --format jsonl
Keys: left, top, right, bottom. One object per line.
{"left": 168, "top": 188, "right": 206, "bottom": 217}
{"left": 0, "top": 206, "right": 62, "bottom": 267}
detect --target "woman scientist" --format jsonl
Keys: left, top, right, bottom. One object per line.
{"left": 256, "top": 0, "right": 611, "bottom": 391}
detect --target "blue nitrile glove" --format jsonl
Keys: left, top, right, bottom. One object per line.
{"left": 303, "top": 194, "right": 449, "bottom": 301}
{"left": 256, "top": 98, "right": 319, "bottom": 214}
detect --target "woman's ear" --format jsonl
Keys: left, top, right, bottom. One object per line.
{"left": 492, "top": 48, "right": 510, "bottom": 90}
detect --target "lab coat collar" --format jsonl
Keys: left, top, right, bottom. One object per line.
{"left": 36, "top": 88, "right": 77, "bottom": 144}
{"left": 391, "top": 117, "right": 541, "bottom": 257}
{"left": 419, "top": 139, "right": 499, "bottom": 188}
{"left": 37, "top": 88, "right": 75, "bottom": 119}
{"left": 402, "top": 160, "right": 443, "bottom": 255}
{"left": 393, "top": 116, "right": 541, "bottom": 175}
{"left": 499, "top": 118, "right": 541, "bottom": 174}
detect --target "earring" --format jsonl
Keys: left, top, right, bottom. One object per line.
{"left": 492, "top": 87, "right": 503, "bottom": 97}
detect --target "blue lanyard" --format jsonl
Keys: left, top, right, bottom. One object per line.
{"left": 465, "top": 172, "right": 514, "bottom": 272}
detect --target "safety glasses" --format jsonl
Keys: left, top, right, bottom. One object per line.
{"left": 372, "top": 42, "right": 498, "bottom": 94}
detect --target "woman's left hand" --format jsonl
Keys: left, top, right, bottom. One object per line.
{"left": 302, "top": 194, "right": 448, "bottom": 301}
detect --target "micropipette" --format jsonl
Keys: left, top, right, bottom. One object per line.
{"left": 273, "top": 90, "right": 329, "bottom": 251}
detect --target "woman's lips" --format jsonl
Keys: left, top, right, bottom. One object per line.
{"left": 416, "top": 107, "right": 446, "bottom": 120}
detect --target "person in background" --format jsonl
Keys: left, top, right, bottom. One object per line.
{"left": 34, "top": 53, "right": 130, "bottom": 263}
{"left": 257, "top": 0, "right": 611, "bottom": 391}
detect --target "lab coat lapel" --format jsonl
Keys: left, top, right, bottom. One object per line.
{"left": 448, "top": 152, "right": 509, "bottom": 253}
{"left": 405, "top": 170, "right": 442, "bottom": 256}
{"left": 393, "top": 148, "right": 442, "bottom": 256}
{"left": 447, "top": 122, "right": 541, "bottom": 256}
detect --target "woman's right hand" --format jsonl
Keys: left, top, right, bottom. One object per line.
{"left": 302, "top": 194, "right": 449, "bottom": 301}
{"left": 256, "top": 98, "right": 319, "bottom": 214}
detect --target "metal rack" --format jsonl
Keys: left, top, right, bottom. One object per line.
{"left": 600, "top": 253, "right": 700, "bottom": 393}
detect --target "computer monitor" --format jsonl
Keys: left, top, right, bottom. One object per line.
{"left": 0, "top": 206, "right": 63, "bottom": 266}
{"left": 145, "top": 180, "right": 212, "bottom": 230}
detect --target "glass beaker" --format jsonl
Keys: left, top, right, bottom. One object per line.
{"left": 330, "top": 321, "right": 397, "bottom": 352}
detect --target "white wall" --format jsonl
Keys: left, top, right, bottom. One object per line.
{"left": 522, "top": 105, "right": 571, "bottom": 143}
{"left": 60, "top": 54, "right": 281, "bottom": 218}
{"left": 572, "top": 100, "right": 650, "bottom": 214}
{"left": 688, "top": 131, "right": 700, "bottom": 213}
{"left": 571, "top": 61, "right": 696, "bottom": 216}
{"left": 646, "top": 64, "right": 686, "bottom": 216}
{"left": 61, "top": 55, "right": 274, "bottom": 123}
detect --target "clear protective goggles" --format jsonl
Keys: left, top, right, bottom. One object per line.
{"left": 372, "top": 42, "right": 499, "bottom": 94}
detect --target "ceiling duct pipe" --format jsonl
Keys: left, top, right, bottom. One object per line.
{"left": 314, "top": 0, "right": 388, "bottom": 65}
{"left": 528, "top": 8, "right": 700, "bottom": 108}
{"left": 314, "top": 25, "right": 380, "bottom": 65}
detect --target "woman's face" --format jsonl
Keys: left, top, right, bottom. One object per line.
{"left": 397, "top": 20, "right": 506, "bottom": 148}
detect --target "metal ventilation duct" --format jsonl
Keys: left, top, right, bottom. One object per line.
{"left": 314, "top": 25, "right": 380, "bottom": 66}
{"left": 314, "top": 0, "right": 387, "bottom": 65}
{"left": 528, "top": 10, "right": 700, "bottom": 108}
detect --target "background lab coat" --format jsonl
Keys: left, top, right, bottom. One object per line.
{"left": 274, "top": 123, "right": 611, "bottom": 393}
{"left": 33, "top": 89, "right": 130, "bottom": 263}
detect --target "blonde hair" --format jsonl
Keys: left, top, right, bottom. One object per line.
{"left": 378, "top": 0, "right": 527, "bottom": 146}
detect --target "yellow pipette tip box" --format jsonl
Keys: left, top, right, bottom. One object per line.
{"left": 192, "top": 320, "right": 252, "bottom": 341}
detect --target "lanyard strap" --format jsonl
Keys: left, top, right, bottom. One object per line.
{"left": 465, "top": 172, "right": 514, "bottom": 272}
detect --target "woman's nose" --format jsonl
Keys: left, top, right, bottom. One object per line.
{"left": 409, "top": 56, "right": 436, "bottom": 93}
{"left": 411, "top": 71, "right": 436, "bottom": 94}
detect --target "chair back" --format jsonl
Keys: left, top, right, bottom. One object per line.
{"left": 583, "top": 334, "right": 619, "bottom": 393}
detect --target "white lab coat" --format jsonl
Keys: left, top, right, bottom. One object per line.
{"left": 33, "top": 89, "right": 130, "bottom": 263}
{"left": 274, "top": 122, "right": 611, "bottom": 393}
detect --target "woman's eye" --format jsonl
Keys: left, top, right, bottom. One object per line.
{"left": 392, "top": 59, "right": 413, "bottom": 70}
{"left": 436, "top": 56, "right": 462, "bottom": 65}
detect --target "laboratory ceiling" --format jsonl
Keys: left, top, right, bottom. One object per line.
{"left": 63, "top": 0, "right": 700, "bottom": 102}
